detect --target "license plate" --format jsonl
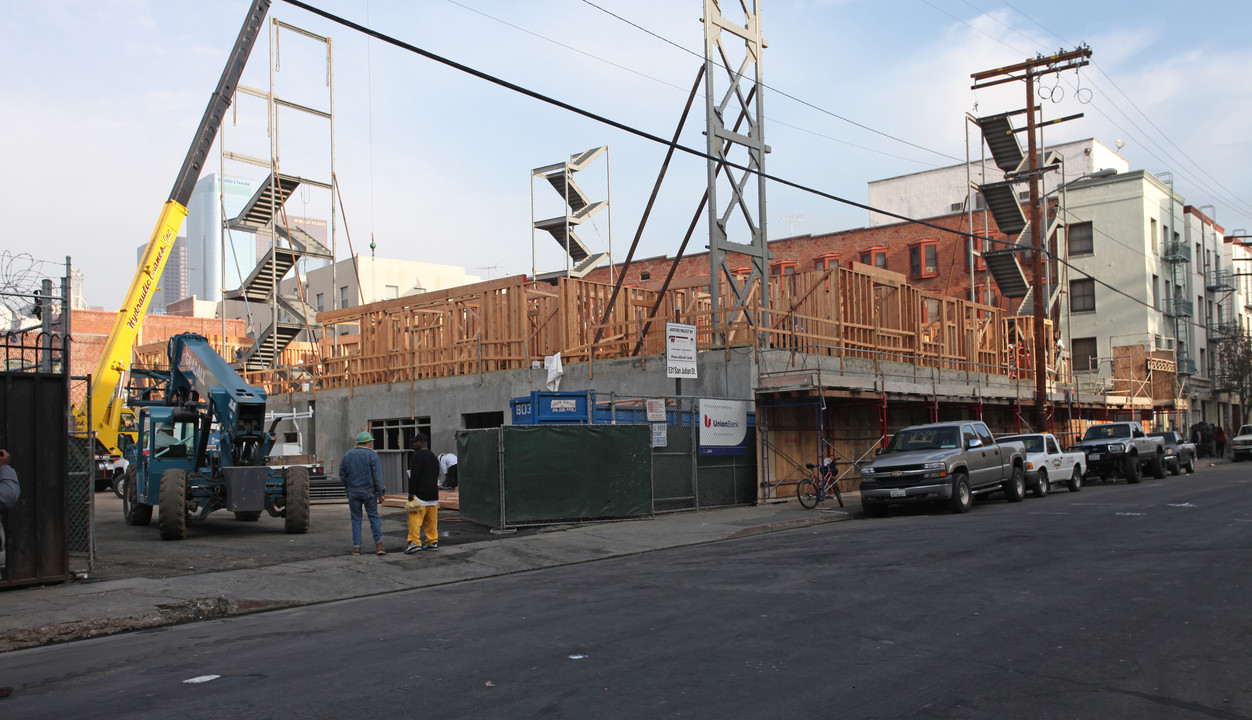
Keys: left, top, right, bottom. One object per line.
{"left": 1089, "top": 453, "right": 1101, "bottom": 460}
{"left": 890, "top": 489, "right": 906, "bottom": 498}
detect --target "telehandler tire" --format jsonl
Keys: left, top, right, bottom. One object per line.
{"left": 159, "top": 468, "right": 189, "bottom": 540}
{"left": 285, "top": 467, "right": 310, "bottom": 534}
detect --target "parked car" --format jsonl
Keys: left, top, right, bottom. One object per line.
{"left": 1073, "top": 422, "right": 1166, "bottom": 483}
{"left": 1148, "top": 431, "right": 1196, "bottom": 475}
{"left": 998, "top": 433, "right": 1085, "bottom": 496}
{"left": 859, "top": 421, "right": 1027, "bottom": 517}
{"left": 1230, "top": 424, "right": 1252, "bottom": 462}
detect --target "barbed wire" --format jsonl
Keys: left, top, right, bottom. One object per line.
{"left": 0, "top": 251, "right": 62, "bottom": 328}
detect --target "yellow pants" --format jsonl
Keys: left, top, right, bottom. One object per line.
{"left": 407, "top": 505, "right": 438, "bottom": 547}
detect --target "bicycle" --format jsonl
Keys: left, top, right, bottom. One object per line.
{"left": 796, "top": 461, "right": 844, "bottom": 509}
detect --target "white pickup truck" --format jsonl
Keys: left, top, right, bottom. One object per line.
{"left": 997, "top": 433, "right": 1086, "bottom": 497}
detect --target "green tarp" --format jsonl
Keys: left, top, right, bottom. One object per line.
{"left": 457, "top": 425, "right": 652, "bottom": 529}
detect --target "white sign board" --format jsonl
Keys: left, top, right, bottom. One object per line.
{"left": 645, "top": 398, "right": 667, "bottom": 422}
{"left": 666, "top": 322, "right": 697, "bottom": 379}
{"left": 651, "top": 423, "right": 668, "bottom": 448}
{"left": 698, "top": 399, "right": 750, "bottom": 456}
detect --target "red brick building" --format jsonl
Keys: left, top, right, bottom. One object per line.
{"left": 585, "top": 211, "right": 1029, "bottom": 311}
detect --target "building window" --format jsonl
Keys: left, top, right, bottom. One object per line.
{"left": 1151, "top": 218, "right": 1158, "bottom": 254}
{"left": 860, "top": 247, "right": 887, "bottom": 269}
{"left": 973, "top": 286, "right": 998, "bottom": 307}
{"left": 384, "top": 284, "right": 399, "bottom": 300}
{"left": 1071, "top": 278, "right": 1096, "bottom": 312}
{"left": 1068, "top": 222, "right": 1094, "bottom": 255}
{"left": 769, "top": 261, "right": 797, "bottom": 276}
{"left": 340, "top": 285, "right": 351, "bottom": 310}
{"left": 315, "top": 293, "right": 324, "bottom": 313}
{"left": 369, "top": 416, "right": 432, "bottom": 453}
{"left": 731, "top": 266, "right": 752, "bottom": 278}
{"left": 814, "top": 253, "right": 840, "bottom": 270}
{"left": 1072, "top": 337, "right": 1098, "bottom": 372}
{"left": 908, "top": 240, "right": 939, "bottom": 278}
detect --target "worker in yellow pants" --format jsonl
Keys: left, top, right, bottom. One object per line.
{"left": 404, "top": 433, "right": 441, "bottom": 553}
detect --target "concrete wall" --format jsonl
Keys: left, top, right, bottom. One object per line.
{"left": 269, "top": 349, "right": 759, "bottom": 492}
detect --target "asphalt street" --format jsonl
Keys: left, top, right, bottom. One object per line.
{"left": 3, "top": 466, "right": 1250, "bottom": 719}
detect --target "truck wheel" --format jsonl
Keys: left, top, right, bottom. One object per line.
{"left": 122, "top": 466, "right": 151, "bottom": 526}
{"left": 1123, "top": 455, "right": 1141, "bottom": 484}
{"left": 1067, "top": 466, "right": 1083, "bottom": 492}
{"left": 862, "top": 500, "right": 888, "bottom": 518}
{"left": 234, "top": 511, "right": 262, "bottom": 521}
{"left": 159, "top": 468, "right": 189, "bottom": 540}
{"left": 1004, "top": 466, "right": 1026, "bottom": 502}
{"left": 949, "top": 473, "right": 972, "bottom": 514}
{"left": 112, "top": 469, "right": 126, "bottom": 500}
{"left": 1032, "top": 469, "right": 1049, "bottom": 498}
{"left": 1184, "top": 456, "right": 1195, "bottom": 474}
{"left": 1169, "top": 457, "right": 1181, "bottom": 476}
{"left": 285, "top": 466, "right": 310, "bottom": 534}
{"left": 1151, "top": 453, "right": 1166, "bottom": 479}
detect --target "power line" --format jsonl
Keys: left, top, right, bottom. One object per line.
{"left": 578, "top": 0, "right": 964, "bottom": 164}
{"left": 279, "top": 0, "right": 1224, "bottom": 343}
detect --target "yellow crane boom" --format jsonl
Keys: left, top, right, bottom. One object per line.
{"left": 76, "top": 0, "right": 272, "bottom": 457}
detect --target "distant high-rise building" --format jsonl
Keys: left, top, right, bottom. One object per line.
{"left": 185, "top": 174, "right": 260, "bottom": 303}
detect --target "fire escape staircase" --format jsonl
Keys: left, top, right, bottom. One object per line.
{"left": 974, "top": 114, "right": 1063, "bottom": 314}
{"left": 533, "top": 147, "right": 609, "bottom": 280}
{"left": 224, "top": 173, "right": 333, "bottom": 370}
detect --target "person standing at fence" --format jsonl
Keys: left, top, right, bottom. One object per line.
{"left": 0, "top": 449, "right": 20, "bottom": 580}
{"left": 405, "top": 433, "right": 440, "bottom": 553}
{"left": 438, "top": 452, "right": 458, "bottom": 490}
{"left": 340, "top": 432, "right": 387, "bottom": 556}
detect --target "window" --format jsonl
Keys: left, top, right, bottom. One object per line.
{"left": 340, "top": 285, "right": 351, "bottom": 310}
{"left": 769, "top": 261, "right": 797, "bottom": 276}
{"left": 315, "top": 292, "right": 324, "bottom": 313}
{"left": 814, "top": 253, "right": 840, "bottom": 270}
{"left": 1071, "top": 278, "right": 1096, "bottom": 312}
{"left": 1068, "top": 222, "right": 1094, "bottom": 255}
{"left": 974, "top": 286, "right": 998, "bottom": 307}
{"left": 1046, "top": 436, "right": 1060, "bottom": 454}
{"left": 1201, "top": 348, "right": 1207, "bottom": 377}
{"left": 1151, "top": 218, "right": 1158, "bottom": 254}
{"left": 1152, "top": 275, "right": 1159, "bottom": 310}
{"left": 908, "top": 240, "right": 939, "bottom": 278}
{"left": 1072, "top": 337, "right": 1098, "bottom": 372}
{"left": 384, "top": 284, "right": 399, "bottom": 300}
{"left": 369, "top": 416, "right": 432, "bottom": 453}
{"left": 860, "top": 247, "right": 887, "bottom": 269}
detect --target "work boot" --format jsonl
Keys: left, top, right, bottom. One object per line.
{"left": 376, "top": 542, "right": 387, "bottom": 555}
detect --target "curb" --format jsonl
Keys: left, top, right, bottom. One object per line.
{"left": 726, "top": 508, "right": 855, "bottom": 539}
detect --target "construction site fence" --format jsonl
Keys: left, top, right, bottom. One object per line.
{"left": 455, "top": 396, "right": 757, "bottom": 530}
{"left": 0, "top": 332, "right": 79, "bottom": 588}
{"left": 241, "top": 268, "right": 1076, "bottom": 395}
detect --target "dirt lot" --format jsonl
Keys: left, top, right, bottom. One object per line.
{"left": 86, "top": 489, "right": 511, "bottom": 582}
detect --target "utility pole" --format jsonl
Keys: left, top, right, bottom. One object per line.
{"left": 972, "top": 46, "right": 1092, "bottom": 430}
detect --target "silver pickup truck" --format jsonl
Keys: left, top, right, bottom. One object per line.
{"left": 859, "top": 421, "right": 1028, "bottom": 517}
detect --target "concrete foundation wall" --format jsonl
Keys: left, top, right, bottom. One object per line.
{"left": 268, "top": 350, "right": 759, "bottom": 483}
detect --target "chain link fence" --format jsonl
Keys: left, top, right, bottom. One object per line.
{"left": 67, "top": 376, "right": 95, "bottom": 573}
{"left": 594, "top": 394, "right": 757, "bottom": 513}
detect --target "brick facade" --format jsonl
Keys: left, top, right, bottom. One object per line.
{"left": 70, "top": 310, "right": 247, "bottom": 383}
{"left": 585, "top": 211, "right": 1038, "bottom": 312}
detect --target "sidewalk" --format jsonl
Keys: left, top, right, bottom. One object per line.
{"left": 0, "top": 494, "right": 859, "bottom": 653}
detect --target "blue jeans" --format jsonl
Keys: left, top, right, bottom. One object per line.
{"left": 348, "top": 494, "right": 383, "bottom": 547}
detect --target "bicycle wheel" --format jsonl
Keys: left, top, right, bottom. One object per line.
{"left": 797, "top": 479, "right": 820, "bottom": 509}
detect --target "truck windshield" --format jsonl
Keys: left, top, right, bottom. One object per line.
{"left": 1083, "top": 425, "right": 1129, "bottom": 441}
{"left": 1239, "top": 426, "right": 1252, "bottom": 437}
{"left": 1000, "top": 435, "right": 1043, "bottom": 453}
{"left": 885, "top": 427, "right": 960, "bottom": 452}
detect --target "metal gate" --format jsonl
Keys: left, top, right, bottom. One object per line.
{"left": 1, "top": 337, "right": 71, "bottom": 587}
{"left": 602, "top": 395, "right": 757, "bottom": 513}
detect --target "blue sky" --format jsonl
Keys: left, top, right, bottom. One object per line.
{"left": 3, "top": 0, "right": 1250, "bottom": 309}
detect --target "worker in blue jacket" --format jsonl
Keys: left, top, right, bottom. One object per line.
{"left": 340, "top": 431, "right": 386, "bottom": 556}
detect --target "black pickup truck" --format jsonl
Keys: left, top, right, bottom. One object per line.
{"left": 1073, "top": 422, "right": 1166, "bottom": 483}
{"left": 859, "top": 421, "right": 1028, "bottom": 517}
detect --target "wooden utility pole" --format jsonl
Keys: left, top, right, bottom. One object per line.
{"left": 972, "top": 46, "right": 1092, "bottom": 430}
